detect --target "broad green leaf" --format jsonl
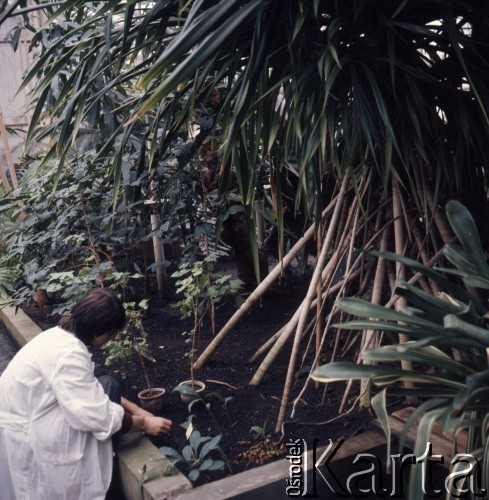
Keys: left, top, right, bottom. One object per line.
{"left": 396, "top": 398, "right": 447, "bottom": 454}
{"left": 371, "top": 390, "right": 391, "bottom": 463}
{"left": 158, "top": 447, "right": 183, "bottom": 461}
{"left": 207, "top": 459, "right": 225, "bottom": 470}
{"left": 188, "top": 469, "right": 199, "bottom": 482}
{"left": 199, "top": 434, "right": 222, "bottom": 460}
{"left": 189, "top": 430, "right": 201, "bottom": 452}
{"left": 182, "top": 444, "right": 193, "bottom": 462}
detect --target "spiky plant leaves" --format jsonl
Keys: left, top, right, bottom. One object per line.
{"left": 312, "top": 201, "right": 489, "bottom": 499}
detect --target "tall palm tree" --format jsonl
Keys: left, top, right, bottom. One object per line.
{"left": 5, "top": 0, "right": 489, "bottom": 429}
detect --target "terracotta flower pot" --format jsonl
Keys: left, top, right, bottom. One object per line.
{"left": 176, "top": 380, "right": 206, "bottom": 404}
{"left": 137, "top": 387, "right": 166, "bottom": 412}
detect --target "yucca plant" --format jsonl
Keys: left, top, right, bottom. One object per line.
{"left": 312, "top": 200, "right": 489, "bottom": 499}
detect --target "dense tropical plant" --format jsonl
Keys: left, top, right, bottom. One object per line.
{"left": 3, "top": 0, "right": 489, "bottom": 432}
{"left": 0, "top": 151, "right": 152, "bottom": 307}
{"left": 312, "top": 201, "right": 489, "bottom": 499}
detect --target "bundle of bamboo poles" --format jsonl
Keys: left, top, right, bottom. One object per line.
{"left": 193, "top": 168, "right": 455, "bottom": 432}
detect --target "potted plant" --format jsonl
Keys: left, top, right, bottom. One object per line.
{"left": 171, "top": 252, "right": 243, "bottom": 404}
{"left": 176, "top": 379, "right": 206, "bottom": 405}
{"left": 103, "top": 276, "right": 166, "bottom": 411}
{"left": 135, "top": 344, "right": 166, "bottom": 412}
{"left": 126, "top": 299, "right": 166, "bottom": 411}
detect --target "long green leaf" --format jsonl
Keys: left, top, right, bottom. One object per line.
{"left": 444, "top": 315, "right": 489, "bottom": 346}
{"left": 362, "top": 345, "right": 472, "bottom": 377}
{"left": 312, "top": 362, "right": 465, "bottom": 389}
{"left": 408, "top": 408, "right": 445, "bottom": 500}
{"left": 446, "top": 201, "right": 489, "bottom": 278}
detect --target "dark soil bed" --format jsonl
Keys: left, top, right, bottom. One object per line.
{"left": 23, "top": 279, "right": 375, "bottom": 487}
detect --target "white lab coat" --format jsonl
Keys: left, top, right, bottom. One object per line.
{"left": 0, "top": 326, "right": 124, "bottom": 500}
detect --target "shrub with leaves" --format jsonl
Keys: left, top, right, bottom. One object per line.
{"left": 312, "top": 201, "right": 489, "bottom": 499}
{"left": 0, "top": 153, "right": 150, "bottom": 306}
{"left": 171, "top": 250, "right": 243, "bottom": 383}
{"left": 172, "top": 252, "right": 243, "bottom": 327}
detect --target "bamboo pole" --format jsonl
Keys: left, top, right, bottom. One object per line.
{"left": 417, "top": 167, "right": 452, "bottom": 245}
{"left": 427, "top": 194, "right": 452, "bottom": 245}
{"left": 0, "top": 113, "right": 12, "bottom": 194}
{"left": 392, "top": 179, "right": 413, "bottom": 376}
{"left": 412, "top": 221, "right": 440, "bottom": 295}
{"left": 192, "top": 195, "right": 339, "bottom": 370}
{"left": 150, "top": 212, "right": 168, "bottom": 300}
{"left": 359, "top": 215, "right": 389, "bottom": 407}
{"left": 0, "top": 158, "right": 11, "bottom": 194}
{"left": 290, "top": 211, "right": 362, "bottom": 419}
{"left": 275, "top": 174, "right": 350, "bottom": 432}
{"left": 314, "top": 224, "right": 323, "bottom": 389}
{"left": 255, "top": 199, "right": 265, "bottom": 248}
{"left": 250, "top": 199, "right": 390, "bottom": 386}
{"left": 421, "top": 181, "right": 464, "bottom": 359}
{"left": 245, "top": 241, "right": 353, "bottom": 385}
{"left": 250, "top": 217, "right": 355, "bottom": 387}
{"left": 247, "top": 326, "right": 285, "bottom": 363}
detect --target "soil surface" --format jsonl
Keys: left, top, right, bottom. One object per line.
{"left": 22, "top": 276, "right": 375, "bottom": 487}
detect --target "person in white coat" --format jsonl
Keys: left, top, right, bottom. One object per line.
{"left": 0, "top": 288, "right": 172, "bottom": 499}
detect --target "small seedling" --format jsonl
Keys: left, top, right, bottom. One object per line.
{"left": 236, "top": 420, "right": 286, "bottom": 465}
{"left": 208, "top": 391, "right": 234, "bottom": 426}
{"left": 173, "top": 384, "right": 224, "bottom": 435}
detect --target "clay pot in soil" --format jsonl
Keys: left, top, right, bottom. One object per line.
{"left": 138, "top": 387, "right": 166, "bottom": 412}
{"left": 176, "top": 380, "right": 206, "bottom": 404}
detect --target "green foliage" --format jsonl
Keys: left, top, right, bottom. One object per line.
{"left": 0, "top": 254, "right": 22, "bottom": 300}
{"left": 157, "top": 405, "right": 234, "bottom": 483}
{"left": 158, "top": 429, "right": 226, "bottom": 483}
{"left": 173, "top": 384, "right": 229, "bottom": 436}
{"left": 0, "top": 152, "right": 151, "bottom": 307}
{"left": 11, "top": 0, "right": 489, "bottom": 226}
{"left": 137, "top": 459, "right": 179, "bottom": 495}
{"left": 250, "top": 421, "right": 270, "bottom": 442}
{"left": 171, "top": 251, "right": 243, "bottom": 380}
{"left": 172, "top": 252, "right": 243, "bottom": 325}
{"left": 42, "top": 270, "right": 94, "bottom": 314}
{"left": 235, "top": 418, "right": 286, "bottom": 465}
{"left": 208, "top": 391, "right": 234, "bottom": 427}
{"left": 103, "top": 294, "right": 150, "bottom": 367}
{"left": 103, "top": 274, "right": 154, "bottom": 389}
{"left": 312, "top": 201, "right": 489, "bottom": 499}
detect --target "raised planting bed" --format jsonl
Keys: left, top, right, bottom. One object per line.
{"left": 3, "top": 303, "right": 463, "bottom": 498}
{"left": 19, "top": 284, "right": 374, "bottom": 489}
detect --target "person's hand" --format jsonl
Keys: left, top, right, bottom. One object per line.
{"left": 142, "top": 416, "right": 172, "bottom": 436}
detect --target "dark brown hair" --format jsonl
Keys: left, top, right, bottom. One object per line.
{"left": 58, "top": 288, "right": 126, "bottom": 345}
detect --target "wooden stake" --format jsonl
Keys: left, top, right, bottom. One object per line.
{"left": 275, "top": 174, "right": 350, "bottom": 432}
{"left": 192, "top": 194, "right": 340, "bottom": 370}
{"left": 150, "top": 212, "right": 168, "bottom": 300}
